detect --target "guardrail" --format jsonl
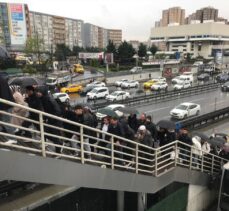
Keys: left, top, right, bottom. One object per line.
{"left": 178, "top": 106, "right": 229, "bottom": 130}
{"left": 0, "top": 98, "right": 227, "bottom": 178}
{"left": 90, "top": 82, "right": 220, "bottom": 110}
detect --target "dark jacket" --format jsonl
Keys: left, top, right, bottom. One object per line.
{"left": 137, "top": 130, "right": 153, "bottom": 147}
{"left": 107, "top": 122, "right": 125, "bottom": 143}
{"left": 178, "top": 134, "right": 192, "bottom": 146}
{"left": 145, "top": 121, "right": 158, "bottom": 140}
{"left": 0, "top": 75, "right": 15, "bottom": 110}
{"left": 128, "top": 114, "right": 138, "bottom": 132}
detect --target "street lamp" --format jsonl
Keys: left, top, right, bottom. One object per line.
{"left": 133, "top": 54, "right": 139, "bottom": 67}
{"left": 217, "top": 162, "right": 229, "bottom": 211}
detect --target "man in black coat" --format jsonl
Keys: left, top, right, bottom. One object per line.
{"left": 0, "top": 75, "right": 15, "bottom": 134}
{"left": 145, "top": 115, "right": 157, "bottom": 141}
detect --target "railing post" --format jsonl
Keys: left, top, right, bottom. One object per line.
{"left": 111, "top": 136, "right": 114, "bottom": 169}
{"left": 201, "top": 155, "right": 204, "bottom": 172}
{"left": 189, "top": 148, "right": 193, "bottom": 170}
{"left": 155, "top": 149, "right": 158, "bottom": 177}
{"left": 80, "top": 126, "right": 84, "bottom": 164}
{"left": 39, "top": 113, "right": 46, "bottom": 157}
{"left": 135, "top": 144, "right": 138, "bottom": 174}
{"left": 174, "top": 142, "right": 178, "bottom": 167}
{"left": 211, "top": 155, "right": 214, "bottom": 174}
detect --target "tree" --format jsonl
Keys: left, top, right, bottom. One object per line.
{"left": 54, "top": 44, "right": 72, "bottom": 61}
{"left": 117, "top": 41, "right": 135, "bottom": 64}
{"left": 72, "top": 46, "right": 85, "bottom": 57}
{"left": 25, "top": 36, "right": 44, "bottom": 64}
{"left": 149, "top": 44, "right": 158, "bottom": 56}
{"left": 106, "top": 40, "right": 118, "bottom": 61}
{"left": 138, "top": 43, "right": 147, "bottom": 58}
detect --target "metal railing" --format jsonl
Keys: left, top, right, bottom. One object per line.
{"left": 91, "top": 82, "right": 220, "bottom": 109}
{"left": 0, "top": 98, "right": 227, "bottom": 178}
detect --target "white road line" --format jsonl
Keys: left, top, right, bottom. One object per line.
{"left": 145, "top": 106, "right": 170, "bottom": 114}
{"left": 190, "top": 97, "right": 206, "bottom": 103}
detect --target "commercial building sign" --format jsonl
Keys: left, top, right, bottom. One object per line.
{"left": 79, "top": 52, "right": 104, "bottom": 60}
{"left": 8, "top": 4, "right": 27, "bottom": 45}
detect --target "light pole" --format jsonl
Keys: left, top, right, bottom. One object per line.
{"left": 133, "top": 54, "right": 139, "bottom": 67}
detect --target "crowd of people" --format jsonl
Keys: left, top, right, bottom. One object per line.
{"left": 0, "top": 75, "right": 228, "bottom": 171}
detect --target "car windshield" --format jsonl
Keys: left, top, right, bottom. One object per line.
{"left": 110, "top": 92, "right": 119, "bottom": 96}
{"left": 90, "top": 89, "right": 98, "bottom": 93}
{"left": 176, "top": 105, "right": 188, "bottom": 110}
{"left": 46, "top": 79, "right": 55, "bottom": 83}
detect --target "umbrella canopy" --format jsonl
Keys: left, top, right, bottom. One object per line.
{"left": 97, "top": 108, "right": 119, "bottom": 118}
{"left": 214, "top": 133, "right": 228, "bottom": 140}
{"left": 207, "top": 137, "right": 226, "bottom": 147}
{"left": 157, "top": 119, "right": 176, "bottom": 130}
{"left": 192, "top": 131, "right": 209, "bottom": 141}
{"left": 9, "top": 77, "right": 44, "bottom": 88}
{"left": 117, "top": 106, "right": 139, "bottom": 115}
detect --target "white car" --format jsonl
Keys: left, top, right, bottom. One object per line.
{"left": 106, "top": 91, "right": 130, "bottom": 102}
{"left": 86, "top": 81, "right": 106, "bottom": 87}
{"left": 96, "top": 104, "right": 125, "bottom": 120}
{"left": 115, "top": 79, "right": 129, "bottom": 87}
{"left": 171, "top": 76, "right": 181, "bottom": 84}
{"left": 86, "top": 87, "right": 109, "bottom": 100}
{"left": 130, "top": 66, "right": 142, "bottom": 73}
{"left": 173, "top": 81, "right": 191, "bottom": 90}
{"left": 52, "top": 92, "right": 70, "bottom": 103}
{"left": 151, "top": 82, "right": 168, "bottom": 91}
{"left": 170, "top": 102, "right": 201, "bottom": 119}
{"left": 121, "top": 80, "right": 139, "bottom": 88}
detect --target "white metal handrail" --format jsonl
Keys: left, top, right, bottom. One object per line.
{"left": 0, "top": 98, "right": 228, "bottom": 178}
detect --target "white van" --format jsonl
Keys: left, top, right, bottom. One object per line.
{"left": 180, "top": 72, "right": 194, "bottom": 83}
{"left": 87, "top": 87, "right": 109, "bottom": 100}
{"left": 130, "top": 66, "right": 142, "bottom": 73}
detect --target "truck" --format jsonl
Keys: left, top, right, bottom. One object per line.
{"left": 46, "top": 71, "right": 71, "bottom": 87}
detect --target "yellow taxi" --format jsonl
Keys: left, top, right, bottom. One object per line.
{"left": 143, "top": 79, "right": 158, "bottom": 89}
{"left": 60, "top": 84, "right": 83, "bottom": 93}
{"left": 73, "top": 64, "right": 84, "bottom": 74}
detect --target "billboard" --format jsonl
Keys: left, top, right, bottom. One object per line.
{"left": 79, "top": 52, "right": 104, "bottom": 60}
{"left": 8, "top": 4, "right": 27, "bottom": 45}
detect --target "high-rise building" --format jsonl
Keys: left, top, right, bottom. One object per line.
{"left": 84, "top": 23, "right": 99, "bottom": 48}
{"left": 107, "top": 29, "right": 122, "bottom": 46}
{"left": 195, "top": 7, "right": 218, "bottom": 23}
{"left": 0, "top": 3, "right": 30, "bottom": 51}
{"left": 98, "top": 27, "right": 108, "bottom": 49}
{"left": 160, "top": 7, "right": 185, "bottom": 27}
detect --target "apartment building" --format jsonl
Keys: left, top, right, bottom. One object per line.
{"left": 84, "top": 23, "right": 99, "bottom": 48}
{"left": 98, "top": 27, "right": 108, "bottom": 49}
{"left": 108, "top": 29, "right": 122, "bottom": 46}
{"left": 161, "top": 7, "right": 185, "bottom": 27}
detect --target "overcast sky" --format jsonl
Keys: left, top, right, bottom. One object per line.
{"left": 4, "top": 0, "right": 229, "bottom": 41}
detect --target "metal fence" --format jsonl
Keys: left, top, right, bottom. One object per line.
{"left": 0, "top": 98, "right": 227, "bottom": 177}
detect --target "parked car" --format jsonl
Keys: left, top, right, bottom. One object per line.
{"left": 197, "top": 73, "right": 210, "bottom": 81}
{"left": 171, "top": 76, "right": 181, "bottom": 84}
{"left": 130, "top": 66, "right": 142, "bottom": 73}
{"left": 53, "top": 92, "right": 70, "bottom": 103}
{"left": 86, "top": 81, "right": 106, "bottom": 87}
{"left": 143, "top": 77, "right": 166, "bottom": 88}
{"left": 170, "top": 102, "right": 201, "bottom": 119}
{"left": 221, "top": 82, "right": 229, "bottom": 92}
{"left": 60, "top": 84, "right": 83, "bottom": 93}
{"left": 115, "top": 79, "right": 129, "bottom": 87}
{"left": 121, "top": 80, "right": 139, "bottom": 88}
{"left": 179, "top": 72, "right": 194, "bottom": 83}
{"left": 80, "top": 85, "right": 97, "bottom": 96}
{"left": 193, "top": 61, "right": 203, "bottom": 66}
{"left": 151, "top": 82, "right": 168, "bottom": 91}
{"left": 106, "top": 91, "right": 130, "bottom": 102}
{"left": 204, "top": 66, "right": 215, "bottom": 74}
{"left": 96, "top": 104, "right": 125, "bottom": 120}
{"left": 86, "top": 87, "right": 109, "bottom": 100}
{"left": 216, "top": 73, "right": 229, "bottom": 83}
{"left": 173, "top": 81, "right": 191, "bottom": 90}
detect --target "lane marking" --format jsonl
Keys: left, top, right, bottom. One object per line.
{"left": 145, "top": 106, "right": 170, "bottom": 114}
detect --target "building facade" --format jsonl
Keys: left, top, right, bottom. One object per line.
{"left": 84, "top": 23, "right": 99, "bottom": 48}
{"left": 150, "top": 22, "right": 229, "bottom": 59}
{"left": 98, "top": 27, "right": 108, "bottom": 49}
{"left": 196, "top": 7, "right": 218, "bottom": 22}
{"left": 107, "top": 29, "right": 122, "bottom": 46}
{"left": 0, "top": 3, "right": 30, "bottom": 51}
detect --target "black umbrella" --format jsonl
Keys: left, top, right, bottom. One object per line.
{"left": 207, "top": 137, "right": 226, "bottom": 147}
{"left": 157, "top": 119, "right": 176, "bottom": 130}
{"left": 9, "top": 77, "right": 44, "bottom": 88}
{"left": 214, "top": 133, "right": 228, "bottom": 140}
{"left": 117, "top": 106, "right": 139, "bottom": 115}
{"left": 97, "top": 108, "right": 119, "bottom": 118}
{"left": 192, "top": 131, "right": 209, "bottom": 141}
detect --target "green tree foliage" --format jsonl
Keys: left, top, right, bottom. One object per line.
{"left": 106, "top": 40, "right": 118, "bottom": 61}
{"left": 85, "top": 47, "right": 101, "bottom": 52}
{"left": 138, "top": 43, "right": 147, "bottom": 58}
{"left": 72, "top": 46, "right": 85, "bottom": 57}
{"left": 149, "top": 44, "right": 158, "bottom": 56}
{"left": 117, "top": 41, "right": 135, "bottom": 64}
{"left": 25, "top": 36, "right": 44, "bottom": 54}
{"left": 54, "top": 44, "right": 72, "bottom": 61}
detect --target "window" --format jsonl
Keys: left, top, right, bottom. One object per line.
{"left": 198, "top": 45, "right": 202, "bottom": 51}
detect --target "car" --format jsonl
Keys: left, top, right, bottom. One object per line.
{"left": 60, "top": 84, "right": 83, "bottom": 93}
{"left": 96, "top": 104, "right": 125, "bottom": 120}
{"left": 53, "top": 92, "right": 70, "bottom": 103}
{"left": 170, "top": 102, "right": 201, "bottom": 119}
{"left": 216, "top": 73, "right": 229, "bottom": 83}
{"left": 80, "top": 85, "right": 97, "bottom": 96}
{"left": 121, "top": 80, "right": 139, "bottom": 88}
{"left": 151, "top": 82, "right": 168, "bottom": 91}
{"left": 171, "top": 76, "right": 181, "bottom": 84}
{"left": 143, "top": 77, "right": 166, "bottom": 88}
{"left": 197, "top": 73, "right": 210, "bottom": 81}
{"left": 115, "top": 79, "right": 129, "bottom": 87}
{"left": 179, "top": 72, "right": 194, "bottom": 83}
{"left": 106, "top": 91, "right": 130, "bottom": 102}
{"left": 221, "top": 82, "right": 229, "bottom": 92}
{"left": 86, "top": 81, "right": 106, "bottom": 87}
{"left": 193, "top": 61, "right": 203, "bottom": 66}
{"left": 173, "top": 81, "right": 191, "bottom": 90}
{"left": 130, "top": 66, "right": 142, "bottom": 73}
{"left": 86, "top": 87, "right": 109, "bottom": 100}
{"left": 204, "top": 66, "right": 215, "bottom": 74}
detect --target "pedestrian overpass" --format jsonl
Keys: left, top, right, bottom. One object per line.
{"left": 0, "top": 98, "right": 227, "bottom": 194}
